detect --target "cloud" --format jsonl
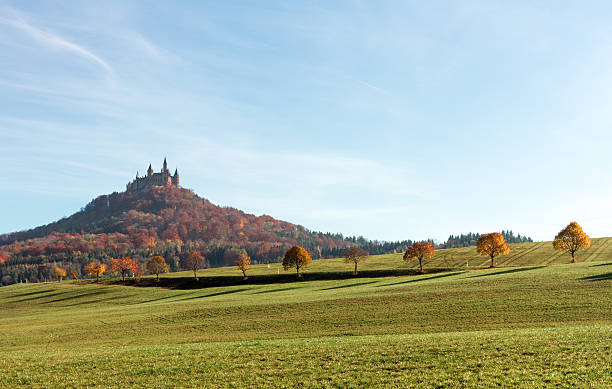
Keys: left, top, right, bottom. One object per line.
{"left": 176, "top": 133, "right": 425, "bottom": 198}
{"left": 0, "top": 17, "right": 113, "bottom": 76}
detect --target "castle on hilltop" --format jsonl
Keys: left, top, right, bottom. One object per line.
{"left": 126, "top": 158, "right": 179, "bottom": 191}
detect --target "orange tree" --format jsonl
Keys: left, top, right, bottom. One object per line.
{"left": 234, "top": 249, "right": 251, "bottom": 280}
{"left": 553, "top": 221, "right": 591, "bottom": 263}
{"left": 54, "top": 266, "right": 67, "bottom": 282}
{"left": 86, "top": 262, "right": 106, "bottom": 281}
{"left": 343, "top": 247, "right": 369, "bottom": 275}
{"left": 147, "top": 256, "right": 169, "bottom": 281}
{"left": 110, "top": 256, "right": 138, "bottom": 281}
{"left": 282, "top": 245, "right": 312, "bottom": 278}
{"left": 477, "top": 233, "right": 510, "bottom": 267}
{"left": 182, "top": 251, "right": 206, "bottom": 280}
{"left": 403, "top": 242, "right": 436, "bottom": 273}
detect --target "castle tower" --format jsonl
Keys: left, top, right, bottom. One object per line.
{"left": 172, "top": 168, "right": 180, "bottom": 187}
{"left": 162, "top": 157, "right": 168, "bottom": 173}
{"left": 147, "top": 164, "right": 153, "bottom": 177}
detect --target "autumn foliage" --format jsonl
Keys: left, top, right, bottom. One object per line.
{"left": 54, "top": 266, "right": 67, "bottom": 281}
{"left": 86, "top": 262, "right": 106, "bottom": 281}
{"left": 343, "top": 247, "right": 368, "bottom": 275}
{"left": 231, "top": 249, "right": 251, "bottom": 280}
{"left": 110, "top": 256, "right": 138, "bottom": 281}
{"left": 477, "top": 233, "right": 510, "bottom": 267}
{"left": 0, "top": 187, "right": 421, "bottom": 285}
{"left": 282, "top": 245, "right": 312, "bottom": 277}
{"left": 146, "top": 256, "right": 169, "bottom": 281}
{"left": 403, "top": 242, "right": 436, "bottom": 273}
{"left": 553, "top": 222, "right": 591, "bottom": 263}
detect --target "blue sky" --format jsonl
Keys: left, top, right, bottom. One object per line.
{"left": 2, "top": 1, "right": 612, "bottom": 242}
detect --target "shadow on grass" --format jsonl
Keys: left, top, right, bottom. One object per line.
{"left": 41, "top": 290, "right": 112, "bottom": 304}
{"left": 319, "top": 281, "right": 379, "bottom": 290}
{"left": 176, "top": 288, "right": 249, "bottom": 301}
{"left": 251, "top": 286, "right": 303, "bottom": 294}
{"left": 9, "top": 290, "right": 72, "bottom": 303}
{"left": 132, "top": 292, "right": 196, "bottom": 305}
{"left": 468, "top": 266, "right": 546, "bottom": 278}
{"left": 66, "top": 295, "right": 138, "bottom": 307}
{"left": 5, "top": 289, "right": 59, "bottom": 299}
{"left": 106, "top": 268, "right": 456, "bottom": 290}
{"left": 375, "top": 271, "right": 464, "bottom": 287}
{"left": 581, "top": 272, "right": 612, "bottom": 281}
{"left": 591, "top": 262, "right": 612, "bottom": 267}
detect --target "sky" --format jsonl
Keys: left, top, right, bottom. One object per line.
{"left": 2, "top": 1, "right": 612, "bottom": 242}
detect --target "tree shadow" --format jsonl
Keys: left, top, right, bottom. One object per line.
{"left": 110, "top": 268, "right": 455, "bottom": 290}
{"left": 65, "top": 295, "right": 137, "bottom": 307}
{"left": 591, "top": 262, "right": 612, "bottom": 267}
{"left": 251, "top": 286, "right": 302, "bottom": 294}
{"left": 581, "top": 272, "right": 612, "bottom": 281}
{"left": 375, "top": 272, "right": 464, "bottom": 287}
{"left": 319, "top": 281, "right": 379, "bottom": 291}
{"left": 132, "top": 292, "right": 196, "bottom": 305}
{"left": 41, "top": 290, "right": 112, "bottom": 304}
{"left": 176, "top": 288, "right": 249, "bottom": 301}
{"left": 5, "top": 289, "right": 58, "bottom": 299}
{"left": 468, "top": 266, "right": 546, "bottom": 278}
{"left": 9, "top": 290, "right": 71, "bottom": 303}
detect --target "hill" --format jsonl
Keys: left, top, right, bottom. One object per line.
{"left": 0, "top": 260, "right": 610, "bottom": 387}
{"left": 0, "top": 187, "right": 351, "bottom": 282}
{"left": 0, "top": 186, "right": 416, "bottom": 285}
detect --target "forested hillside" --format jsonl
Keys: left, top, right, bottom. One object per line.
{"left": 0, "top": 187, "right": 412, "bottom": 284}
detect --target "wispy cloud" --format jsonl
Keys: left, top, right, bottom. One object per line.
{"left": 0, "top": 17, "right": 113, "bottom": 76}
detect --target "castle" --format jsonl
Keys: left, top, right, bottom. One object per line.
{"left": 126, "top": 158, "right": 179, "bottom": 191}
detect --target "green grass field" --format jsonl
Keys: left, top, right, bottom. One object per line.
{"left": 159, "top": 236, "right": 612, "bottom": 280}
{"left": 1, "top": 240, "right": 611, "bottom": 387}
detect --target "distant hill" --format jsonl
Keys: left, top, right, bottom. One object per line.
{"left": 0, "top": 186, "right": 413, "bottom": 284}
{"left": 0, "top": 183, "right": 535, "bottom": 286}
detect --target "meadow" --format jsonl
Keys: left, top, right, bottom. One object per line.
{"left": 0, "top": 240, "right": 611, "bottom": 387}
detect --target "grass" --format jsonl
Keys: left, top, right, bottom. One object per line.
{"left": 146, "top": 236, "right": 612, "bottom": 282}
{"left": 1, "top": 240, "right": 611, "bottom": 387}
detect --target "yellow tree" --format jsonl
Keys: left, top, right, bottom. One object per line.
{"left": 282, "top": 245, "right": 312, "bottom": 277}
{"left": 553, "top": 221, "right": 591, "bottom": 263}
{"left": 344, "top": 247, "right": 369, "bottom": 275}
{"left": 147, "top": 256, "right": 169, "bottom": 281}
{"left": 403, "top": 242, "right": 436, "bottom": 273}
{"left": 477, "top": 233, "right": 510, "bottom": 267}
{"left": 86, "top": 262, "right": 106, "bottom": 282}
{"left": 235, "top": 249, "right": 251, "bottom": 280}
{"left": 54, "top": 267, "right": 67, "bottom": 282}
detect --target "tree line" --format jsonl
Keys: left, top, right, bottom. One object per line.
{"left": 2, "top": 221, "right": 587, "bottom": 286}
{"left": 441, "top": 230, "right": 532, "bottom": 249}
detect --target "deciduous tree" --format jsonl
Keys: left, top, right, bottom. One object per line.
{"left": 0, "top": 251, "right": 8, "bottom": 265}
{"left": 282, "top": 245, "right": 312, "bottom": 277}
{"left": 553, "top": 222, "right": 591, "bottom": 263}
{"left": 343, "top": 247, "right": 368, "bottom": 275}
{"left": 110, "top": 256, "right": 138, "bottom": 281}
{"left": 147, "top": 256, "right": 169, "bottom": 281}
{"left": 403, "top": 242, "right": 436, "bottom": 273}
{"left": 54, "top": 267, "right": 67, "bottom": 282}
{"left": 477, "top": 233, "right": 510, "bottom": 267}
{"left": 234, "top": 249, "right": 251, "bottom": 280}
{"left": 182, "top": 251, "right": 206, "bottom": 280}
{"left": 86, "top": 262, "right": 106, "bottom": 281}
